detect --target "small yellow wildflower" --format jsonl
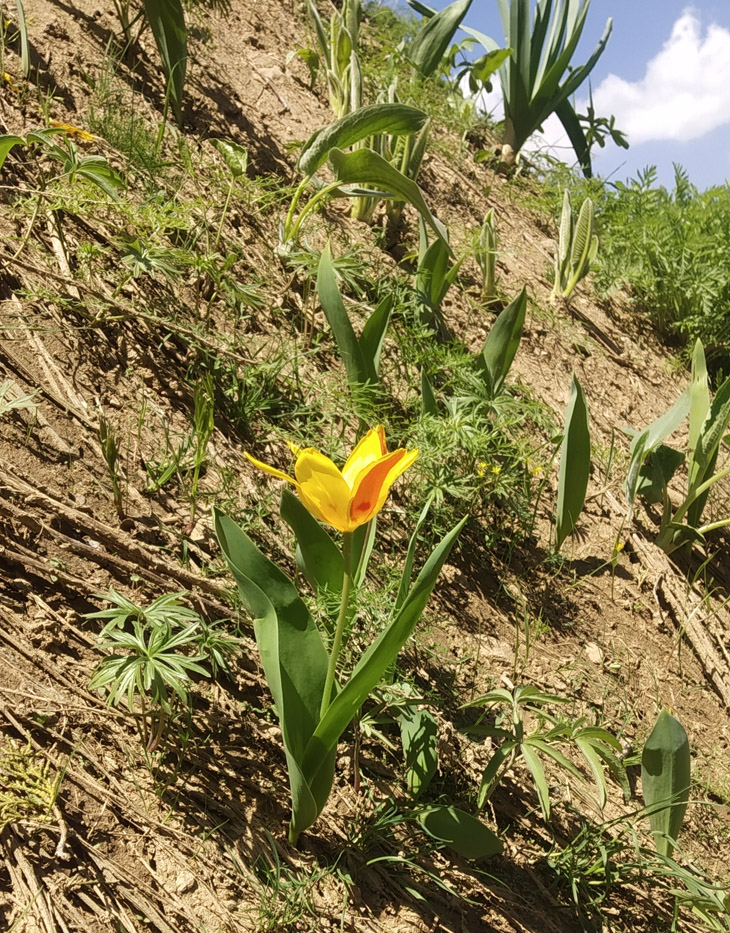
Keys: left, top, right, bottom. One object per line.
{"left": 49, "top": 119, "right": 94, "bottom": 142}
{"left": 2, "top": 72, "right": 17, "bottom": 90}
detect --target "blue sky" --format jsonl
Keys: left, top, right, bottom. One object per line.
{"left": 410, "top": 1, "right": 730, "bottom": 190}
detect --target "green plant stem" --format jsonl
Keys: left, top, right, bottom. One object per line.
{"left": 319, "top": 532, "right": 353, "bottom": 720}
{"left": 657, "top": 462, "right": 730, "bottom": 549}
{"left": 285, "top": 181, "right": 342, "bottom": 245}
{"left": 214, "top": 178, "right": 235, "bottom": 251}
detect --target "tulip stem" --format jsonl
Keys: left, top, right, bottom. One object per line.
{"left": 320, "top": 533, "right": 353, "bottom": 720}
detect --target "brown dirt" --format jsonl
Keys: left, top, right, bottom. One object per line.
{"left": 0, "top": 1, "right": 729, "bottom": 931}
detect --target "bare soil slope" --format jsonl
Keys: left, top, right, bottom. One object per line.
{"left": 0, "top": 2, "right": 728, "bottom": 931}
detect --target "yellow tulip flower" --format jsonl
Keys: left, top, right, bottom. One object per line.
{"left": 246, "top": 426, "right": 418, "bottom": 533}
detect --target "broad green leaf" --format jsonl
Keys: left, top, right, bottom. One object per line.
{"left": 642, "top": 709, "right": 691, "bottom": 857}
{"left": 329, "top": 147, "right": 449, "bottom": 246}
{"left": 213, "top": 509, "right": 335, "bottom": 839}
{"left": 210, "top": 138, "right": 249, "bottom": 178}
{"left": 298, "top": 103, "right": 428, "bottom": 177}
{"left": 624, "top": 387, "right": 690, "bottom": 515}
{"left": 470, "top": 47, "right": 513, "bottom": 86}
{"left": 280, "top": 488, "right": 343, "bottom": 597}
{"left": 286, "top": 47, "right": 320, "bottom": 89}
{"left": 415, "top": 805, "right": 502, "bottom": 859}
{"left": 399, "top": 707, "right": 438, "bottom": 797}
{"left": 0, "top": 135, "right": 25, "bottom": 172}
{"left": 635, "top": 444, "right": 685, "bottom": 505}
{"left": 409, "top": 0, "right": 472, "bottom": 78}
{"left": 76, "top": 156, "right": 124, "bottom": 200}
{"left": 359, "top": 294, "right": 393, "bottom": 379}
{"left": 300, "top": 516, "right": 466, "bottom": 780}
{"left": 555, "top": 374, "right": 590, "bottom": 551}
{"left": 476, "top": 287, "right": 527, "bottom": 398}
{"left": 143, "top": 0, "right": 188, "bottom": 125}
{"left": 317, "top": 242, "right": 370, "bottom": 387}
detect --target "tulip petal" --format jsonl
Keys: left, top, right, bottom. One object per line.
{"left": 294, "top": 449, "right": 352, "bottom": 532}
{"left": 349, "top": 448, "right": 419, "bottom": 526}
{"left": 342, "top": 426, "right": 387, "bottom": 486}
{"left": 245, "top": 451, "right": 296, "bottom": 486}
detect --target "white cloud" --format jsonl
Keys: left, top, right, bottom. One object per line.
{"left": 590, "top": 9, "right": 730, "bottom": 144}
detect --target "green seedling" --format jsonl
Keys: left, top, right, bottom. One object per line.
{"left": 209, "top": 138, "right": 248, "bottom": 250}
{"left": 98, "top": 410, "right": 125, "bottom": 520}
{"left": 316, "top": 242, "right": 393, "bottom": 393}
{"left": 463, "top": 684, "right": 627, "bottom": 819}
{"left": 552, "top": 190, "right": 598, "bottom": 299}
{"left": 188, "top": 374, "right": 215, "bottom": 528}
{"left": 88, "top": 589, "right": 240, "bottom": 752}
{"left": 475, "top": 208, "right": 498, "bottom": 302}
{"left": 0, "top": 379, "right": 37, "bottom": 418}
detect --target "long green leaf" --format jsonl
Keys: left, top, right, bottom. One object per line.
{"left": 300, "top": 516, "right": 466, "bottom": 779}
{"left": 214, "top": 509, "right": 335, "bottom": 838}
{"left": 280, "top": 488, "right": 343, "bottom": 597}
{"left": 642, "top": 709, "right": 690, "bottom": 857}
{"left": 15, "top": 0, "right": 29, "bottom": 78}
{"left": 555, "top": 97, "right": 592, "bottom": 178}
{"left": 521, "top": 743, "right": 551, "bottom": 819}
{"left": 329, "top": 147, "right": 449, "bottom": 246}
{"left": 476, "top": 287, "right": 527, "bottom": 399}
{"left": 409, "top": 0, "right": 472, "bottom": 78}
{"left": 359, "top": 294, "right": 393, "bottom": 379}
{"left": 317, "top": 242, "right": 370, "bottom": 387}
{"left": 143, "top": 0, "right": 188, "bottom": 125}
{"left": 555, "top": 374, "right": 590, "bottom": 551}
{"left": 420, "top": 370, "right": 438, "bottom": 415}
{"left": 299, "top": 103, "right": 428, "bottom": 177}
